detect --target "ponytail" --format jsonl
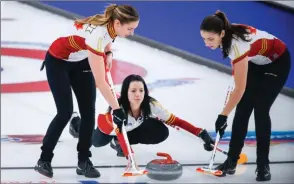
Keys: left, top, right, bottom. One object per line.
{"left": 215, "top": 10, "right": 230, "bottom": 30}
{"left": 215, "top": 10, "right": 234, "bottom": 58}
{"left": 201, "top": 10, "right": 251, "bottom": 58}
{"left": 75, "top": 4, "right": 117, "bottom": 26}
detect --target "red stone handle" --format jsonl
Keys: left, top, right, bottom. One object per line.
{"left": 157, "top": 152, "right": 173, "bottom": 163}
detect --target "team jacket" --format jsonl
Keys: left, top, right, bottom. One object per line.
{"left": 229, "top": 24, "right": 286, "bottom": 66}
{"left": 97, "top": 99, "right": 202, "bottom": 136}
{"left": 48, "top": 22, "right": 116, "bottom": 61}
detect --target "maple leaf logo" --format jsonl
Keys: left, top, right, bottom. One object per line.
{"left": 74, "top": 22, "right": 83, "bottom": 30}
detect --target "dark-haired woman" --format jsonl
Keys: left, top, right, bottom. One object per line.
{"left": 70, "top": 74, "right": 215, "bottom": 157}
{"left": 200, "top": 10, "right": 291, "bottom": 181}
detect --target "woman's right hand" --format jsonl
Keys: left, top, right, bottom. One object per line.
{"left": 215, "top": 114, "right": 228, "bottom": 138}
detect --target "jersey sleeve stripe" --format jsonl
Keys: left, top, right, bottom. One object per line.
{"left": 232, "top": 51, "right": 249, "bottom": 65}
{"left": 165, "top": 114, "right": 176, "bottom": 125}
{"left": 258, "top": 39, "right": 265, "bottom": 55}
{"left": 69, "top": 36, "right": 83, "bottom": 51}
{"left": 68, "top": 36, "right": 80, "bottom": 51}
{"left": 258, "top": 39, "right": 267, "bottom": 55}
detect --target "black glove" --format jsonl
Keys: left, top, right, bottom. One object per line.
{"left": 199, "top": 129, "right": 215, "bottom": 151}
{"left": 215, "top": 114, "right": 228, "bottom": 138}
{"left": 112, "top": 108, "right": 127, "bottom": 133}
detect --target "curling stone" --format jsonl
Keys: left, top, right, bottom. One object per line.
{"left": 146, "top": 152, "right": 183, "bottom": 181}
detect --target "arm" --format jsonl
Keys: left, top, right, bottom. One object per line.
{"left": 221, "top": 56, "right": 248, "bottom": 116}
{"left": 168, "top": 116, "right": 203, "bottom": 136}
{"left": 150, "top": 100, "right": 202, "bottom": 136}
{"left": 87, "top": 51, "right": 120, "bottom": 110}
{"left": 151, "top": 99, "right": 214, "bottom": 151}
{"left": 85, "top": 26, "right": 126, "bottom": 136}
{"left": 84, "top": 27, "right": 117, "bottom": 109}
{"left": 104, "top": 42, "right": 112, "bottom": 53}
{"left": 104, "top": 42, "right": 113, "bottom": 70}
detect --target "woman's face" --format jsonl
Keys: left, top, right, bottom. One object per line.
{"left": 200, "top": 30, "right": 225, "bottom": 50}
{"left": 114, "top": 20, "right": 139, "bottom": 38}
{"left": 128, "top": 81, "right": 145, "bottom": 108}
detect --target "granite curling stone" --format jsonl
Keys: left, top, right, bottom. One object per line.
{"left": 146, "top": 152, "right": 183, "bottom": 181}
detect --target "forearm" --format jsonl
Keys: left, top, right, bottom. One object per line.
{"left": 96, "top": 82, "right": 120, "bottom": 110}
{"left": 88, "top": 50, "right": 119, "bottom": 110}
{"left": 222, "top": 56, "right": 248, "bottom": 116}
{"left": 168, "top": 116, "right": 202, "bottom": 136}
{"left": 221, "top": 88, "right": 244, "bottom": 116}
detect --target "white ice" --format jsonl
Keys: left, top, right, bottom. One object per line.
{"left": 1, "top": 1, "right": 294, "bottom": 183}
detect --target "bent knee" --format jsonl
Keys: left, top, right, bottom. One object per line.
{"left": 156, "top": 126, "right": 169, "bottom": 144}
{"left": 162, "top": 127, "right": 169, "bottom": 141}
{"left": 91, "top": 128, "right": 113, "bottom": 147}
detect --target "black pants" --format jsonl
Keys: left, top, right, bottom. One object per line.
{"left": 40, "top": 53, "right": 96, "bottom": 162}
{"left": 228, "top": 49, "right": 291, "bottom": 165}
{"left": 92, "top": 118, "right": 169, "bottom": 147}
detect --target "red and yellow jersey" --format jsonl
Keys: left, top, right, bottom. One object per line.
{"left": 98, "top": 98, "right": 202, "bottom": 137}
{"left": 229, "top": 24, "right": 286, "bottom": 66}
{"left": 48, "top": 22, "right": 116, "bottom": 61}
{"left": 121, "top": 100, "right": 176, "bottom": 132}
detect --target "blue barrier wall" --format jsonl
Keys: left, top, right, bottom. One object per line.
{"left": 42, "top": 1, "right": 294, "bottom": 89}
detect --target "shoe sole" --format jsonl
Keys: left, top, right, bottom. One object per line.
{"left": 34, "top": 167, "right": 53, "bottom": 178}
{"left": 256, "top": 174, "right": 271, "bottom": 181}
{"left": 256, "top": 177, "right": 271, "bottom": 181}
{"left": 227, "top": 170, "right": 236, "bottom": 175}
{"left": 216, "top": 169, "right": 235, "bottom": 177}
{"left": 76, "top": 169, "right": 100, "bottom": 178}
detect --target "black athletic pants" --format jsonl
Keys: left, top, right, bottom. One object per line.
{"left": 228, "top": 49, "right": 291, "bottom": 165}
{"left": 92, "top": 118, "right": 169, "bottom": 147}
{"left": 40, "top": 53, "right": 96, "bottom": 162}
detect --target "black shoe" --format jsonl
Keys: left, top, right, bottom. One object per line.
{"left": 110, "top": 137, "right": 124, "bottom": 157}
{"left": 198, "top": 129, "right": 214, "bottom": 151}
{"left": 256, "top": 164, "right": 271, "bottom": 181}
{"left": 69, "top": 112, "right": 81, "bottom": 138}
{"left": 215, "top": 157, "right": 237, "bottom": 177}
{"left": 34, "top": 160, "right": 53, "bottom": 178}
{"left": 76, "top": 159, "right": 100, "bottom": 178}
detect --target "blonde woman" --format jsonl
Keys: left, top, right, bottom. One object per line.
{"left": 35, "top": 4, "right": 139, "bottom": 178}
